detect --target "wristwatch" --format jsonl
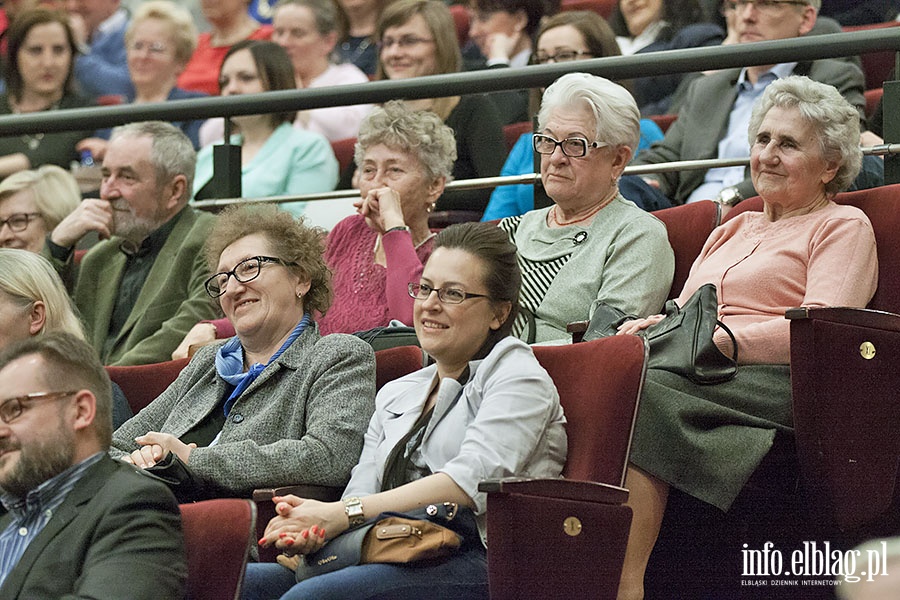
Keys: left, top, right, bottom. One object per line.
{"left": 715, "top": 186, "right": 744, "bottom": 207}
{"left": 343, "top": 496, "right": 366, "bottom": 527}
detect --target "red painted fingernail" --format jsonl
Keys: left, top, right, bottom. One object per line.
{"left": 302, "top": 530, "right": 309, "bottom": 539}
{"left": 258, "top": 537, "right": 267, "bottom": 546}
{"left": 285, "top": 538, "right": 294, "bottom": 546}
{"left": 311, "top": 525, "right": 318, "bottom": 535}
{"left": 279, "top": 532, "right": 287, "bottom": 538}
{"left": 319, "top": 529, "right": 326, "bottom": 539}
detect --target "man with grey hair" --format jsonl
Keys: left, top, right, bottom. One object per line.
{"left": 624, "top": 0, "right": 878, "bottom": 210}
{"left": 0, "top": 332, "right": 185, "bottom": 598}
{"left": 45, "top": 121, "right": 216, "bottom": 365}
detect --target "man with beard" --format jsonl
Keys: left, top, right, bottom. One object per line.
{"left": 45, "top": 121, "right": 216, "bottom": 365}
{"left": 0, "top": 332, "right": 186, "bottom": 598}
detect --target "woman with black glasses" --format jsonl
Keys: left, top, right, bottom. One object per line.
{"left": 497, "top": 72, "right": 674, "bottom": 343}
{"left": 109, "top": 204, "right": 376, "bottom": 501}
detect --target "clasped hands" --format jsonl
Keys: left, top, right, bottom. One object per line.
{"left": 257, "top": 496, "right": 349, "bottom": 557}
{"left": 355, "top": 187, "right": 406, "bottom": 234}
{"left": 120, "top": 432, "right": 196, "bottom": 468}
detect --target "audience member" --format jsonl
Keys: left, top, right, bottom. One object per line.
{"left": 498, "top": 72, "right": 674, "bottom": 343}
{"left": 0, "top": 248, "right": 133, "bottom": 427}
{"left": 0, "top": 165, "right": 80, "bottom": 253}
{"left": 173, "top": 101, "right": 453, "bottom": 355}
{"left": 610, "top": 0, "right": 724, "bottom": 115}
{"left": 462, "top": 0, "right": 551, "bottom": 124}
{"left": 45, "top": 121, "right": 217, "bottom": 366}
{"left": 193, "top": 40, "right": 339, "bottom": 218}
{"left": 67, "top": 0, "right": 132, "bottom": 97}
{"left": 819, "top": 0, "right": 899, "bottom": 26}
{"left": 274, "top": 0, "right": 371, "bottom": 142}
{"left": 335, "top": 0, "right": 394, "bottom": 75}
{"left": 615, "top": 76, "right": 878, "bottom": 600}
{"left": 0, "top": 8, "right": 93, "bottom": 178}
{"left": 111, "top": 204, "right": 376, "bottom": 501}
{"left": 177, "top": 0, "right": 273, "bottom": 95}
{"left": 77, "top": 0, "right": 207, "bottom": 155}
{"left": 0, "top": 331, "right": 185, "bottom": 598}
{"left": 481, "top": 10, "right": 666, "bottom": 221}
{"left": 243, "top": 221, "right": 566, "bottom": 600}
{"left": 375, "top": 0, "right": 505, "bottom": 214}
{"left": 624, "top": 0, "right": 874, "bottom": 208}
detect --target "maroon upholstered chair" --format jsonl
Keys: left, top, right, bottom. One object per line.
{"left": 728, "top": 183, "right": 900, "bottom": 538}
{"left": 482, "top": 335, "right": 648, "bottom": 600}
{"left": 502, "top": 121, "right": 532, "bottom": 153}
{"left": 330, "top": 137, "right": 357, "bottom": 175}
{"left": 106, "top": 357, "right": 190, "bottom": 414}
{"left": 842, "top": 21, "right": 900, "bottom": 90}
{"left": 253, "top": 345, "right": 425, "bottom": 561}
{"left": 180, "top": 499, "right": 256, "bottom": 600}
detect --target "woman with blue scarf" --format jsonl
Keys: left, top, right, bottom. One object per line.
{"left": 109, "top": 204, "right": 376, "bottom": 500}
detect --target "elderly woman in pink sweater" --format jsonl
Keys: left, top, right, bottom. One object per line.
{"left": 172, "top": 101, "right": 454, "bottom": 357}
{"left": 614, "top": 76, "right": 879, "bottom": 600}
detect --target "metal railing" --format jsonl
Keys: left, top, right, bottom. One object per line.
{"left": 0, "top": 27, "right": 897, "bottom": 196}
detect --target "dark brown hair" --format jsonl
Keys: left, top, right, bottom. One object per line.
{"left": 220, "top": 40, "right": 297, "bottom": 126}
{"left": 4, "top": 8, "right": 78, "bottom": 101}
{"left": 433, "top": 222, "right": 520, "bottom": 357}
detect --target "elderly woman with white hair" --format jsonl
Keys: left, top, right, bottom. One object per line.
{"left": 615, "top": 75, "right": 879, "bottom": 599}
{"left": 498, "top": 72, "right": 674, "bottom": 343}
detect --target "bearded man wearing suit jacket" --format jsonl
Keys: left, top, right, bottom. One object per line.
{"left": 0, "top": 332, "right": 186, "bottom": 599}
{"left": 45, "top": 121, "right": 216, "bottom": 366}
{"left": 624, "top": 0, "right": 880, "bottom": 210}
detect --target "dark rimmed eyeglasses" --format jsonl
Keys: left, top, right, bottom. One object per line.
{"left": 533, "top": 134, "right": 609, "bottom": 158}
{"left": 377, "top": 36, "right": 435, "bottom": 51}
{"left": 408, "top": 282, "right": 490, "bottom": 305}
{"left": 0, "top": 391, "right": 78, "bottom": 424}
{"left": 205, "top": 256, "right": 297, "bottom": 298}
{"left": 533, "top": 50, "right": 593, "bottom": 65}
{"left": 721, "top": 0, "right": 809, "bottom": 13}
{"left": 0, "top": 212, "right": 42, "bottom": 232}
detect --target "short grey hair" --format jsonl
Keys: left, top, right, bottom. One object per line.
{"left": 538, "top": 72, "right": 641, "bottom": 151}
{"left": 276, "top": 0, "right": 340, "bottom": 35}
{"left": 748, "top": 75, "right": 861, "bottom": 196}
{"left": 354, "top": 100, "right": 457, "bottom": 181}
{"left": 110, "top": 121, "right": 196, "bottom": 202}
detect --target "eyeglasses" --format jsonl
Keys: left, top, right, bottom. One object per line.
{"left": 722, "top": 0, "right": 809, "bottom": 13}
{"left": 533, "top": 50, "right": 593, "bottom": 65}
{"left": 0, "top": 212, "right": 42, "bottom": 232}
{"left": 378, "top": 36, "right": 435, "bottom": 51}
{"left": 205, "top": 256, "right": 297, "bottom": 298}
{"left": 532, "top": 134, "right": 609, "bottom": 158}
{"left": 0, "top": 390, "right": 78, "bottom": 424}
{"left": 408, "top": 282, "right": 490, "bottom": 305}
{"left": 129, "top": 40, "right": 169, "bottom": 55}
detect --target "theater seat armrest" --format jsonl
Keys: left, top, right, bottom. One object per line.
{"left": 478, "top": 478, "right": 629, "bottom": 504}
{"left": 786, "top": 307, "right": 900, "bottom": 332}
{"left": 252, "top": 484, "right": 343, "bottom": 503}
{"left": 566, "top": 320, "right": 589, "bottom": 343}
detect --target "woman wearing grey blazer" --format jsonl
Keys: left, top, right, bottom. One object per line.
{"left": 109, "top": 204, "right": 376, "bottom": 499}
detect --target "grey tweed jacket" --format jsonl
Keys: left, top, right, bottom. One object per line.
{"left": 110, "top": 325, "right": 376, "bottom": 497}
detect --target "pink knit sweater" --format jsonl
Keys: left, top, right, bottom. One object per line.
{"left": 679, "top": 202, "right": 878, "bottom": 365}
{"left": 320, "top": 215, "right": 433, "bottom": 334}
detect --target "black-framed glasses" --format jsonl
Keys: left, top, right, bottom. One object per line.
{"left": 205, "top": 256, "right": 297, "bottom": 298}
{"left": 377, "top": 36, "right": 434, "bottom": 51}
{"left": 722, "top": 0, "right": 808, "bottom": 13}
{"left": 533, "top": 134, "right": 609, "bottom": 158}
{"left": 0, "top": 212, "right": 42, "bottom": 232}
{"left": 0, "top": 390, "right": 78, "bottom": 424}
{"left": 408, "top": 282, "right": 490, "bottom": 305}
{"left": 533, "top": 50, "right": 593, "bottom": 65}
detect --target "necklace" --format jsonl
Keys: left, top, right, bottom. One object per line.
{"left": 549, "top": 187, "right": 618, "bottom": 227}
{"left": 11, "top": 99, "right": 58, "bottom": 152}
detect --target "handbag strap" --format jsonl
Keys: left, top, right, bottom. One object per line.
{"left": 715, "top": 319, "right": 739, "bottom": 362}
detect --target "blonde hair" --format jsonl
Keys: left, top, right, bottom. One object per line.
{"left": 0, "top": 249, "right": 85, "bottom": 340}
{"left": 0, "top": 165, "right": 80, "bottom": 231}
{"left": 127, "top": 0, "right": 198, "bottom": 65}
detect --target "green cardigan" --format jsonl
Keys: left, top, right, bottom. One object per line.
{"left": 55, "top": 207, "right": 217, "bottom": 365}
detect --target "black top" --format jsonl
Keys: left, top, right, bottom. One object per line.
{"left": 0, "top": 92, "right": 94, "bottom": 170}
